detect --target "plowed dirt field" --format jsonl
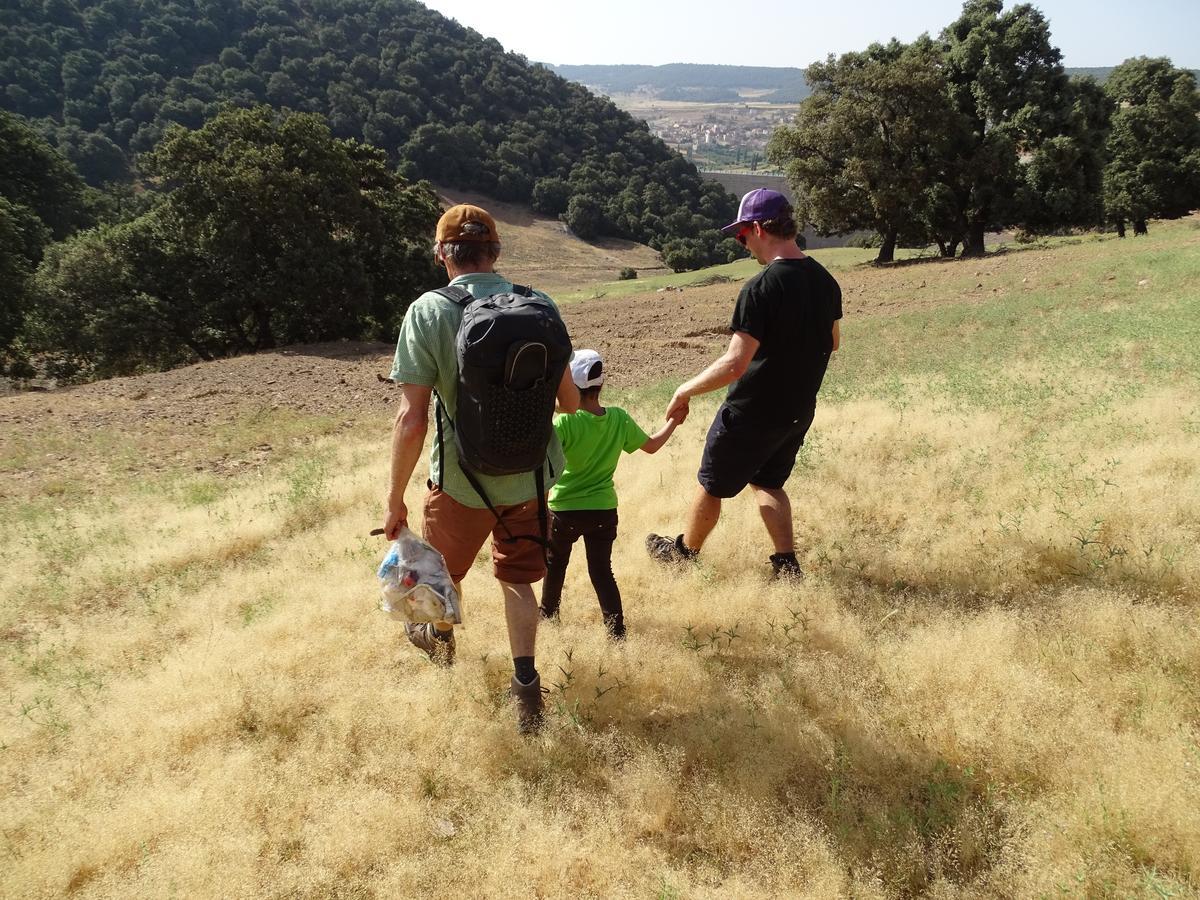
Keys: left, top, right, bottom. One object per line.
{"left": 0, "top": 251, "right": 996, "bottom": 430}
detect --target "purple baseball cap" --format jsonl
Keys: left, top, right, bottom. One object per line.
{"left": 721, "top": 188, "right": 791, "bottom": 236}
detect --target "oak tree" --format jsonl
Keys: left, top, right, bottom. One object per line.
{"left": 1102, "top": 57, "right": 1200, "bottom": 236}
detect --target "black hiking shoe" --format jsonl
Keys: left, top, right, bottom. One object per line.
{"left": 646, "top": 533, "right": 698, "bottom": 567}
{"left": 603, "top": 612, "right": 626, "bottom": 641}
{"left": 538, "top": 604, "right": 560, "bottom": 622}
{"left": 510, "top": 673, "right": 546, "bottom": 734}
{"left": 769, "top": 552, "right": 805, "bottom": 582}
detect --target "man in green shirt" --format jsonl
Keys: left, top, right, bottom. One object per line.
{"left": 382, "top": 204, "right": 579, "bottom": 732}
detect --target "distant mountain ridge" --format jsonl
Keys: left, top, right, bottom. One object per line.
{"left": 549, "top": 64, "right": 812, "bottom": 103}
{"left": 548, "top": 63, "right": 1193, "bottom": 103}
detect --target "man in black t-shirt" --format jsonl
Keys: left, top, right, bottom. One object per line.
{"left": 647, "top": 189, "right": 843, "bottom": 579}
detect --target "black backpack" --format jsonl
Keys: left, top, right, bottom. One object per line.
{"left": 432, "top": 284, "right": 572, "bottom": 549}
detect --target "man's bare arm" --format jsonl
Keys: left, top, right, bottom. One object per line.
{"left": 383, "top": 382, "right": 432, "bottom": 540}
{"left": 556, "top": 364, "right": 580, "bottom": 413}
{"left": 832, "top": 319, "right": 841, "bottom": 351}
{"left": 665, "top": 331, "right": 760, "bottom": 423}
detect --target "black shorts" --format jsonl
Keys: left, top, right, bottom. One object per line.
{"left": 697, "top": 403, "right": 813, "bottom": 499}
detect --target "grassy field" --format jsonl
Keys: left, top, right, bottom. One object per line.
{"left": 2, "top": 220, "right": 1198, "bottom": 898}
{"left": 556, "top": 245, "right": 928, "bottom": 303}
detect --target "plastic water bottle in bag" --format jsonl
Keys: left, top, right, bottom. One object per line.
{"left": 377, "top": 527, "right": 462, "bottom": 624}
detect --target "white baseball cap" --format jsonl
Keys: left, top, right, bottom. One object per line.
{"left": 569, "top": 349, "right": 605, "bottom": 389}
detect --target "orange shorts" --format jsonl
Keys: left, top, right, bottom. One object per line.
{"left": 421, "top": 486, "right": 547, "bottom": 584}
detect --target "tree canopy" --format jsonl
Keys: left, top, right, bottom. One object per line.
{"left": 767, "top": 38, "right": 956, "bottom": 263}
{"left": 936, "top": 0, "right": 1098, "bottom": 255}
{"left": 0, "top": 109, "right": 93, "bottom": 372}
{"left": 0, "top": 109, "right": 90, "bottom": 243}
{"left": 27, "top": 106, "right": 442, "bottom": 381}
{"left": 1102, "top": 57, "right": 1200, "bottom": 235}
{"left": 0, "top": 0, "right": 735, "bottom": 259}
{"left": 768, "top": 0, "right": 1154, "bottom": 259}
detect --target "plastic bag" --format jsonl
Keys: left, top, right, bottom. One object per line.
{"left": 377, "top": 526, "right": 462, "bottom": 624}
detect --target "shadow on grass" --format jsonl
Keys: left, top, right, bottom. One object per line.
{"left": 860, "top": 231, "right": 1121, "bottom": 271}
{"left": 489, "top": 627, "right": 1011, "bottom": 894}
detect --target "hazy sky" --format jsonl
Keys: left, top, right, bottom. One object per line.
{"left": 421, "top": 0, "right": 1199, "bottom": 69}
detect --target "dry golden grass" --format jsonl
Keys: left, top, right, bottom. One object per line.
{"left": 3, "top": 220, "right": 1199, "bottom": 898}
{"left": 435, "top": 187, "right": 668, "bottom": 296}
{"left": 3, "top": 387, "right": 1198, "bottom": 898}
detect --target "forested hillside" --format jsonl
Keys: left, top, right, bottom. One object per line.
{"left": 0, "top": 0, "right": 737, "bottom": 260}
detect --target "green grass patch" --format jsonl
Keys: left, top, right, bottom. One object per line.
{"left": 826, "top": 228, "right": 1200, "bottom": 411}
{"left": 558, "top": 245, "right": 928, "bottom": 302}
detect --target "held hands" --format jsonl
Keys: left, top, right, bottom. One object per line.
{"left": 665, "top": 390, "right": 691, "bottom": 425}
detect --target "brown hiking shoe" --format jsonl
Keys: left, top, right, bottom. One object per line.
{"left": 510, "top": 673, "right": 545, "bottom": 734}
{"left": 646, "top": 533, "right": 698, "bottom": 567}
{"left": 405, "top": 622, "right": 455, "bottom": 667}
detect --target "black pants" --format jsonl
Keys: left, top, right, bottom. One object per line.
{"left": 542, "top": 509, "right": 623, "bottom": 636}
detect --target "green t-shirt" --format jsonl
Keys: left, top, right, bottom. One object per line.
{"left": 390, "top": 272, "right": 567, "bottom": 509}
{"left": 549, "top": 406, "right": 649, "bottom": 512}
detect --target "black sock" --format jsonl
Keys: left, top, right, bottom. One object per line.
{"left": 513, "top": 656, "right": 537, "bottom": 684}
{"left": 433, "top": 625, "right": 454, "bottom": 641}
{"left": 675, "top": 535, "right": 699, "bottom": 558}
{"left": 770, "top": 551, "right": 798, "bottom": 564}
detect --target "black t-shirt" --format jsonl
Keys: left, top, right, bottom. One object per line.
{"left": 726, "top": 256, "right": 843, "bottom": 425}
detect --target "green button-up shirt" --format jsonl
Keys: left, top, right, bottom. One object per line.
{"left": 390, "top": 272, "right": 567, "bottom": 508}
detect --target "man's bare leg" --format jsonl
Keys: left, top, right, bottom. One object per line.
{"left": 751, "top": 486, "right": 794, "bottom": 554}
{"left": 683, "top": 485, "right": 723, "bottom": 552}
{"left": 502, "top": 581, "right": 544, "bottom": 732}
{"left": 500, "top": 581, "right": 538, "bottom": 658}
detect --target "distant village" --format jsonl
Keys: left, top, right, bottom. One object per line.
{"left": 606, "top": 93, "right": 795, "bottom": 173}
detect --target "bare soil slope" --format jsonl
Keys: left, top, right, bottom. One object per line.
{"left": 0, "top": 243, "right": 1055, "bottom": 508}
{"left": 436, "top": 187, "right": 667, "bottom": 295}
{"left": 0, "top": 246, "right": 1020, "bottom": 432}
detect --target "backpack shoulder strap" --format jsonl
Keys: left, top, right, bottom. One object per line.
{"left": 433, "top": 286, "right": 474, "bottom": 305}
{"left": 435, "top": 284, "right": 533, "bottom": 303}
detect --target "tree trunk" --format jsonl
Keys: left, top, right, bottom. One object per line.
{"left": 962, "top": 221, "right": 987, "bottom": 257}
{"left": 1134, "top": 219, "right": 1148, "bottom": 236}
{"left": 184, "top": 340, "right": 216, "bottom": 362}
{"left": 875, "top": 228, "right": 898, "bottom": 264}
{"left": 1116, "top": 219, "right": 1126, "bottom": 238}
{"left": 936, "top": 232, "right": 961, "bottom": 257}
{"left": 253, "top": 307, "right": 275, "bottom": 350}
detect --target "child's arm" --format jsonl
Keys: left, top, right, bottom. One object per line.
{"left": 639, "top": 415, "right": 680, "bottom": 455}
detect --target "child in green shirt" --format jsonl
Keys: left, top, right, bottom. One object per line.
{"left": 540, "top": 349, "right": 679, "bottom": 639}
